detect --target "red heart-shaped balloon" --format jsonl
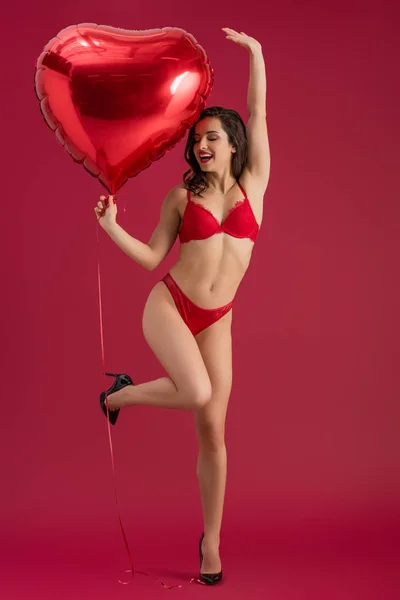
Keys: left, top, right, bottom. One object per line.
{"left": 35, "top": 24, "right": 213, "bottom": 193}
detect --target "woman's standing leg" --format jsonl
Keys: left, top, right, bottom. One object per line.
{"left": 194, "top": 309, "right": 233, "bottom": 574}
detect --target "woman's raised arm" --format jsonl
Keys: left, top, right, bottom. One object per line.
{"left": 222, "top": 28, "right": 270, "bottom": 186}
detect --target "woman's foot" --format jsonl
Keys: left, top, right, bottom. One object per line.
{"left": 200, "top": 534, "right": 222, "bottom": 576}
{"left": 106, "top": 387, "right": 125, "bottom": 411}
{"left": 100, "top": 373, "right": 133, "bottom": 425}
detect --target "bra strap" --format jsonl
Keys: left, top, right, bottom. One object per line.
{"left": 237, "top": 180, "right": 247, "bottom": 199}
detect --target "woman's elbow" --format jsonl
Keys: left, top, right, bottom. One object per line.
{"left": 145, "top": 249, "right": 162, "bottom": 271}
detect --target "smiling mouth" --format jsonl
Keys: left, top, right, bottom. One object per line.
{"left": 199, "top": 153, "right": 213, "bottom": 163}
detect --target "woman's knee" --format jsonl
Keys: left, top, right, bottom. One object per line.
{"left": 188, "top": 379, "right": 213, "bottom": 410}
{"left": 195, "top": 415, "right": 226, "bottom": 449}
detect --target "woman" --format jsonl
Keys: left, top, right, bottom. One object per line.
{"left": 94, "top": 27, "right": 270, "bottom": 585}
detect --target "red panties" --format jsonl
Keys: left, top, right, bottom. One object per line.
{"left": 161, "top": 273, "right": 233, "bottom": 336}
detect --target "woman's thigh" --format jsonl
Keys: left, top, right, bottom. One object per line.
{"left": 194, "top": 310, "right": 233, "bottom": 438}
{"left": 142, "top": 281, "right": 212, "bottom": 404}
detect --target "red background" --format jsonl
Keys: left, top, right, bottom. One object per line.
{"left": 1, "top": 0, "right": 399, "bottom": 598}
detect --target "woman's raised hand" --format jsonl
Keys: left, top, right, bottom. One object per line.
{"left": 222, "top": 28, "right": 261, "bottom": 53}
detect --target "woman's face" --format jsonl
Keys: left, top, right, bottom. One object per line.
{"left": 192, "top": 117, "right": 236, "bottom": 172}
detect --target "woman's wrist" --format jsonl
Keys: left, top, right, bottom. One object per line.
{"left": 103, "top": 220, "right": 118, "bottom": 234}
{"left": 249, "top": 42, "right": 262, "bottom": 56}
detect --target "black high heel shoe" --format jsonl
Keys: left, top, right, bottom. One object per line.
{"left": 99, "top": 372, "right": 134, "bottom": 425}
{"left": 199, "top": 532, "right": 223, "bottom": 585}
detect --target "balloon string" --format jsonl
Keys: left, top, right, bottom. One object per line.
{"left": 96, "top": 222, "right": 202, "bottom": 589}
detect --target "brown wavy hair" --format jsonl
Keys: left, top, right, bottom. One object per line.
{"left": 183, "top": 106, "right": 248, "bottom": 196}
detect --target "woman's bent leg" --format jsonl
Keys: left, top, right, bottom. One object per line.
{"left": 107, "top": 282, "right": 212, "bottom": 411}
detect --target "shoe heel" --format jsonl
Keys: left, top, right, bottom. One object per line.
{"left": 199, "top": 532, "right": 223, "bottom": 586}
{"left": 199, "top": 532, "right": 204, "bottom": 566}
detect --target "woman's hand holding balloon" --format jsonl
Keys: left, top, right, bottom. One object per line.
{"left": 94, "top": 195, "right": 118, "bottom": 232}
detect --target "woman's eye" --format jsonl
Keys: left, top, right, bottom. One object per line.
{"left": 193, "top": 137, "right": 218, "bottom": 144}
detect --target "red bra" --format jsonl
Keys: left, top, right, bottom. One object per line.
{"left": 179, "top": 182, "right": 259, "bottom": 243}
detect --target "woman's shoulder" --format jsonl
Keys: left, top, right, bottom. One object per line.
{"left": 171, "top": 183, "right": 188, "bottom": 192}
{"left": 163, "top": 185, "right": 189, "bottom": 215}
{"left": 168, "top": 184, "right": 189, "bottom": 201}
{"left": 162, "top": 184, "right": 187, "bottom": 200}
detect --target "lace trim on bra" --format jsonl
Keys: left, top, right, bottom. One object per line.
{"left": 187, "top": 197, "right": 248, "bottom": 228}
